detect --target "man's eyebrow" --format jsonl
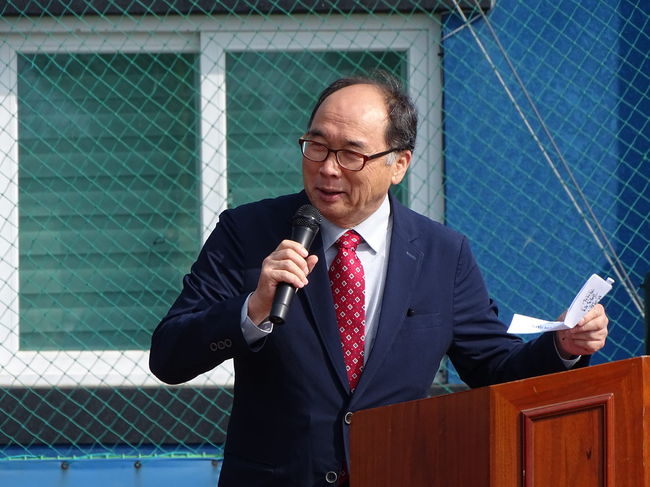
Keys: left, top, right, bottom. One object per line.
{"left": 305, "top": 129, "right": 366, "bottom": 150}
{"left": 342, "top": 139, "right": 365, "bottom": 150}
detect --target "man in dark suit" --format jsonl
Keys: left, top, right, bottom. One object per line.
{"left": 149, "top": 74, "right": 608, "bottom": 486}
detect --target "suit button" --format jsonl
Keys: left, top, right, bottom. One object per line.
{"left": 325, "top": 471, "right": 338, "bottom": 483}
{"left": 209, "top": 342, "right": 218, "bottom": 351}
{"left": 344, "top": 411, "right": 353, "bottom": 425}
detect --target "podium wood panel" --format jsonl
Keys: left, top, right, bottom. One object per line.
{"left": 349, "top": 356, "right": 650, "bottom": 487}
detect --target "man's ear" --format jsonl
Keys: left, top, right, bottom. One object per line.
{"left": 391, "top": 150, "right": 412, "bottom": 185}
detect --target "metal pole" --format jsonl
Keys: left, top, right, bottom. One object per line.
{"left": 641, "top": 272, "right": 650, "bottom": 355}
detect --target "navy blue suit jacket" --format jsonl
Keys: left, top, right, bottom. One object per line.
{"left": 149, "top": 191, "right": 585, "bottom": 486}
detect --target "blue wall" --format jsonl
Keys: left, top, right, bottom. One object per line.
{"left": 442, "top": 0, "right": 649, "bottom": 362}
{"left": 0, "top": 447, "right": 222, "bottom": 487}
{"left": 0, "top": 457, "right": 221, "bottom": 487}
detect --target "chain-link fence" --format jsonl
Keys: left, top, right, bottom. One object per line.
{"left": 0, "top": 0, "right": 647, "bottom": 477}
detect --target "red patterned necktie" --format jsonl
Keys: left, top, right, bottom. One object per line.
{"left": 329, "top": 230, "right": 366, "bottom": 392}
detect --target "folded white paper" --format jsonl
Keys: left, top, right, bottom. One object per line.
{"left": 507, "top": 274, "right": 614, "bottom": 334}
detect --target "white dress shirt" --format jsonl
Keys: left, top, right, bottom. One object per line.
{"left": 318, "top": 195, "right": 391, "bottom": 361}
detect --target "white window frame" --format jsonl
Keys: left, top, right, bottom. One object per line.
{"left": 0, "top": 14, "right": 442, "bottom": 386}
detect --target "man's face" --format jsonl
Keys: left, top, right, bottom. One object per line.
{"left": 302, "top": 84, "right": 411, "bottom": 228}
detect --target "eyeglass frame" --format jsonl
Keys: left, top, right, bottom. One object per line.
{"left": 298, "top": 138, "right": 405, "bottom": 172}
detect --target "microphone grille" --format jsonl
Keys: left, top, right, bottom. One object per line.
{"left": 292, "top": 204, "right": 322, "bottom": 230}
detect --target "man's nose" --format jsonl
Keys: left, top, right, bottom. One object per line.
{"left": 319, "top": 151, "right": 342, "bottom": 175}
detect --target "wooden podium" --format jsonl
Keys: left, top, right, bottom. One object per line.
{"left": 349, "top": 356, "right": 650, "bottom": 486}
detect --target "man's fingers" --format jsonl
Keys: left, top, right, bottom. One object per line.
{"left": 576, "top": 303, "right": 608, "bottom": 329}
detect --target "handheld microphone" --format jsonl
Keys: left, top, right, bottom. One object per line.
{"left": 269, "top": 204, "right": 322, "bottom": 324}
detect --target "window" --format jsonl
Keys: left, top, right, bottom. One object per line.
{"left": 18, "top": 52, "right": 200, "bottom": 351}
{"left": 0, "top": 15, "right": 441, "bottom": 386}
{"left": 226, "top": 50, "right": 409, "bottom": 208}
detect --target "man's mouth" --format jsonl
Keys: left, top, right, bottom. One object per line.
{"left": 318, "top": 187, "right": 343, "bottom": 195}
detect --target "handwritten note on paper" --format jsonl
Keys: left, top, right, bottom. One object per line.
{"left": 507, "top": 274, "right": 614, "bottom": 334}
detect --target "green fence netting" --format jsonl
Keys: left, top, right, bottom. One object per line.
{"left": 0, "top": 0, "right": 647, "bottom": 464}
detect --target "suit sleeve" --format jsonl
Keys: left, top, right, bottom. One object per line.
{"left": 149, "top": 209, "right": 263, "bottom": 385}
{"left": 447, "top": 237, "right": 589, "bottom": 388}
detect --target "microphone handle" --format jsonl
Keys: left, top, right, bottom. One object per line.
{"left": 269, "top": 283, "right": 295, "bottom": 325}
{"left": 268, "top": 225, "right": 319, "bottom": 324}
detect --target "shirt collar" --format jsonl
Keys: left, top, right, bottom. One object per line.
{"left": 320, "top": 195, "right": 391, "bottom": 254}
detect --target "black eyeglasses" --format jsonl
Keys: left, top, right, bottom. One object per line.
{"left": 298, "top": 138, "right": 403, "bottom": 171}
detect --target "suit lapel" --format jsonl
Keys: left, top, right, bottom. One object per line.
{"left": 300, "top": 234, "right": 350, "bottom": 391}
{"left": 298, "top": 194, "right": 424, "bottom": 397}
{"left": 351, "top": 197, "right": 423, "bottom": 399}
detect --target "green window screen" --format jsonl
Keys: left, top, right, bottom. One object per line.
{"left": 17, "top": 52, "right": 200, "bottom": 351}
{"left": 226, "top": 50, "right": 408, "bottom": 208}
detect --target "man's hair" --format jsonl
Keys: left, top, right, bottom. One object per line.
{"left": 307, "top": 71, "right": 418, "bottom": 153}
